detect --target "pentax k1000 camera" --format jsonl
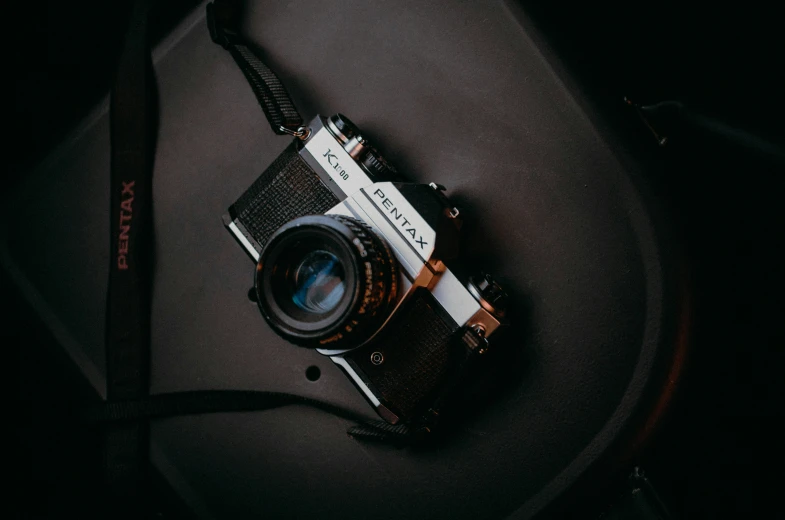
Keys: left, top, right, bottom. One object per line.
{"left": 224, "top": 114, "right": 508, "bottom": 428}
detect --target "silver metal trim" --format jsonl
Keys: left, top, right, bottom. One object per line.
{"left": 343, "top": 134, "right": 367, "bottom": 159}
{"left": 325, "top": 116, "right": 350, "bottom": 144}
{"left": 300, "top": 116, "right": 374, "bottom": 200}
{"left": 330, "top": 356, "right": 381, "bottom": 406}
{"left": 466, "top": 277, "right": 506, "bottom": 318}
{"left": 361, "top": 182, "right": 437, "bottom": 262}
{"left": 467, "top": 307, "right": 503, "bottom": 337}
{"left": 430, "top": 268, "right": 480, "bottom": 326}
{"left": 227, "top": 221, "right": 260, "bottom": 262}
{"left": 359, "top": 189, "right": 424, "bottom": 262}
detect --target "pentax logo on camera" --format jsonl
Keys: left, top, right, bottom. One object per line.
{"left": 369, "top": 185, "right": 434, "bottom": 259}
{"left": 116, "top": 180, "right": 135, "bottom": 270}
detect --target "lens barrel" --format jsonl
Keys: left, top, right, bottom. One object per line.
{"left": 255, "top": 215, "right": 397, "bottom": 349}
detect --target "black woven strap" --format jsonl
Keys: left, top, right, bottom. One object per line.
{"left": 346, "top": 420, "right": 414, "bottom": 444}
{"left": 84, "top": 390, "right": 412, "bottom": 443}
{"left": 207, "top": 0, "right": 305, "bottom": 135}
{"left": 105, "top": 0, "right": 155, "bottom": 512}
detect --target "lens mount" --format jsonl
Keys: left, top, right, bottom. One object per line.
{"left": 255, "top": 215, "right": 397, "bottom": 349}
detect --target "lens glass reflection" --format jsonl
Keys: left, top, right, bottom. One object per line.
{"left": 291, "top": 250, "right": 346, "bottom": 313}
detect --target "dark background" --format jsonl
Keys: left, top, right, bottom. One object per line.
{"left": 4, "top": 1, "right": 783, "bottom": 518}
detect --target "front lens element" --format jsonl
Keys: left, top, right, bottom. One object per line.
{"left": 255, "top": 215, "right": 397, "bottom": 349}
{"left": 291, "top": 250, "right": 346, "bottom": 313}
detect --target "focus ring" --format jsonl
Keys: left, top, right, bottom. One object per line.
{"left": 255, "top": 214, "right": 397, "bottom": 350}
{"left": 317, "top": 215, "right": 397, "bottom": 348}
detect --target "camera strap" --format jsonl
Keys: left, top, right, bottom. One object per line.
{"left": 85, "top": 390, "right": 413, "bottom": 443}
{"left": 206, "top": 0, "right": 307, "bottom": 136}
{"left": 105, "top": 0, "right": 154, "bottom": 512}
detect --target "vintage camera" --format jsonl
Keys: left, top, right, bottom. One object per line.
{"left": 224, "top": 114, "right": 507, "bottom": 426}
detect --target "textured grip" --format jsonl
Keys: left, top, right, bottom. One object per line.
{"left": 345, "top": 289, "right": 461, "bottom": 420}
{"left": 229, "top": 141, "right": 339, "bottom": 250}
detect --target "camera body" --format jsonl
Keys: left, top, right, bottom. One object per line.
{"left": 225, "top": 114, "right": 507, "bottom": 425}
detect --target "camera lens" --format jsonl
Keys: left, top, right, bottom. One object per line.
{"left": 291, "top": 250, "right": 346, "bottom": 313}
{"left": 255, "top": 215, "right": 397, "bottom": 349}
